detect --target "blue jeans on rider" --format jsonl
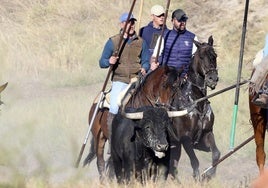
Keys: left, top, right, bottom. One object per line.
{"left": 109, "top": 81, "right": 128, "bottom": 115}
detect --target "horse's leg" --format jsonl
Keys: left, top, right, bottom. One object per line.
{"left": 195, "top": 132, "right": 221, "bottom": 180}
{"left": 250, "top": 102, "right": 266, "bottom": 174}
{"left": 253, "top": 116, "right": 266, "bottom": 174}
{"left": 96, "top": 130, "right": 107, "bottom": 182}
{"left": 181, "top": 136, "right": 200, "bottom": 180}
{"left": 169, "top": 142, "right": 182, "bottom": 182}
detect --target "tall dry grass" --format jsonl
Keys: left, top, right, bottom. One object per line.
{"left": 1, "top": 0, "right": 268, "bottom": 187}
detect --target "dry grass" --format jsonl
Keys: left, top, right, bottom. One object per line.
{"left": 1, "top": 0, "right": 268, "bottom": 187}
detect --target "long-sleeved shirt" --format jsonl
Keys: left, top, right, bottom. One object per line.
{"left": 99, "top": 33, "right": 150, "bottom": 83}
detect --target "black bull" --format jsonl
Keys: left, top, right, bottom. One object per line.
{"left": 111, "top": 107, "right": 177, "bottom": 184}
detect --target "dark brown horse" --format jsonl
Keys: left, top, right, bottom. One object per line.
{"left": 83, "top": 66, "right": 185, "bottom": 181}
{"left": 169, "top": 36, "right": 220, "bottom": 181}
{"left": 249, "top": 71, "right": 268, "bottom": 174}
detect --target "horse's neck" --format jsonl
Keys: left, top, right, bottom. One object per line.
{"left": 187, "top": 68, "right": 207, "bottom": 96}
{"left": 126, "top": 89, "right": 155, "bottom": 109}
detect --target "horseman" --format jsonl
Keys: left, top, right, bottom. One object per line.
{"left": 150, "top": 8, "right": 198, "bottom": 78}
{"left": 250, "top": 33, "right": 268, "bottom": 107}
{"left": 98, "top": 12, "right": 150, "bottom": 151}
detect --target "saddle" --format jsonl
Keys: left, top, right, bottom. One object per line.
{"left": 94, "top": 77, "right": 139, "bottom": 110}
{"left": 251, "top": 80, "right": 268, "bottom": 109}
{"left": 250, "top": 55, "right": 268, "bottom": 108}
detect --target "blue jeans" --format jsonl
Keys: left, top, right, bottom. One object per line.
{"left": 109, "top": 81, "right": 128, "bottom": 114}
{"left": 264, "top": 34, "right": 268, "bottom": 57}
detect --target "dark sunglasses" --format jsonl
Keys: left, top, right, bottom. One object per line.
{"left": 178, "top": 16, "right": 188, "bottom": 22}
{"left": 156, "top": 14, "right": 165, "bottom": 18}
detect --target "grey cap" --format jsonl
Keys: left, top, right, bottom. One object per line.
{"left": 172, "top": 9, "right": 188, "bottom": 22}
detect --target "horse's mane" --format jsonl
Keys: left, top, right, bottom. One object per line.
{"left": 134, "top": 66, "right": 179, "bottom": 94}
{"left": 122, "top": 66, "right": 181, "bottom": 110}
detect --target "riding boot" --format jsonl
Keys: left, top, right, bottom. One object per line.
{"left": 107, "top": 112, "right": 115, "bottom": 154}
{"left": 253, "top": 93, "right": 268, "bottom": 108}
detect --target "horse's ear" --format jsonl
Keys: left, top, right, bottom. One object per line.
{"left": 193, "top": 40, "right": 201, "bottom": 48}
{"left": 208, "top": 35, "right": 213, "bottom": 46}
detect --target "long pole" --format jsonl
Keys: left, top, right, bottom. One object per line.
{"left": 155, "top": 0, "right": 171, "bottom": 61}
{"left": 229, "top": 0, "right": 250, "bottom": 150}
{"left": 75, "top": 0, "right": 137, "bottom": 168}
{"left": 202, "top": 135, "right": 254, "bottom": 177}
{"left": 136, "top": 0, "right": 144, "bottom": 31}
{"left": 192, "top": 80, "right": 248, "bottom": 105}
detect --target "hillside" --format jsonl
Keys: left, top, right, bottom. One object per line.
{"left": 0, "top": 0, "right": 268, "bottom": 85}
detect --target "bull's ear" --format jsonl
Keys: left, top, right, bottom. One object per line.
{"left": 131, "top": 124, "right": 142, "bottom": 142}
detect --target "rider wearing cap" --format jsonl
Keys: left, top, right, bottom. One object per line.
{"left": 99, "top": 12, "right": 150, "bottom": 151}
{"left": 151, "top": 9, "right": 198, "bottom": 76}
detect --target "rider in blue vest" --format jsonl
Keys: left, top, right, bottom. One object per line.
{"left": 150, "top": 9, "right": 198, "bottom": 77}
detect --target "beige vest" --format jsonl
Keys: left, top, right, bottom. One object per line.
{"left": 111, "top": 34, "right": 143, "bottom": 84}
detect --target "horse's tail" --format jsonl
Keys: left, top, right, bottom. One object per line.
{"left": 82, "top": 136, "right": 96, "bottom": 167}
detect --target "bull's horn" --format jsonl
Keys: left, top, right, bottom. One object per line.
{"left": 123, "top": 111, "right": 143, "bottom": 119}
{"left": 167, "top": 109, "right": 188, "bottom": 117}
{"left": 0, "top": 82, "right": 8, "bottom": 93}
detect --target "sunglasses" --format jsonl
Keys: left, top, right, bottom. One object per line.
{"left": 156, "top": 14, "right": 165, "bottom": 18}
{"left": 178, "top": 16, "right": 188, "bottom": 22}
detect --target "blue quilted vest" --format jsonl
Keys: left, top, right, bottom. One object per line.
{"left": 161, "top": 29, "right": 195, "bottom": 75}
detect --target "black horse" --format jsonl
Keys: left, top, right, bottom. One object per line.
{"left": 169, "top": 36, "right": 221, "bottom": 181}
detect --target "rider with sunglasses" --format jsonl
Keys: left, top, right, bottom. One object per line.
{"left": 151, "top": 9, "right": 198, "bottom": 77}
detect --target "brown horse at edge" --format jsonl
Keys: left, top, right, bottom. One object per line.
{"left": 249, "top": 71, "right": 268, "bottom": 174}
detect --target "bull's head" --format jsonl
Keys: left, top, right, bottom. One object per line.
{"left": 134, "top": 107, "right": 172, "bottom": 158}
{"left": 0, "top": 82, "right": 8, "bottom": 105}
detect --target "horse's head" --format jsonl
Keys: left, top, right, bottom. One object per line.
{"left": 192, "top": 36, "right": 218, "bottom": 90}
